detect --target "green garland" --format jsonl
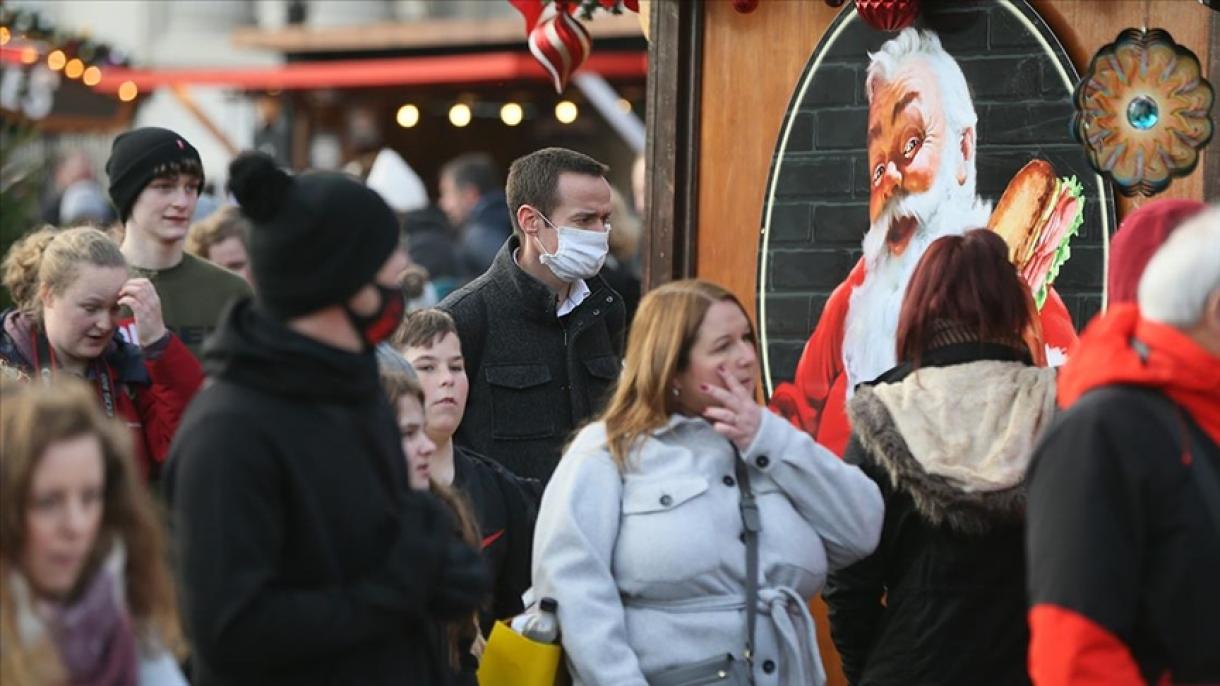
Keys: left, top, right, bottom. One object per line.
{"left": 0, "top": 6, "right": 134, "bottom": 69}
{"left": 1034, "top": 176, "right": 1086, "bottom": 310}
{"left": 542, "top": 0, "right": 639, "bottom": 22}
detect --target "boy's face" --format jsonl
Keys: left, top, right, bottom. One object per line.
{"left": 127, "top": 173, "right": 200, "bottom": 245}
{"left": 403, "top": 332, "right": 468, "bottom": 443}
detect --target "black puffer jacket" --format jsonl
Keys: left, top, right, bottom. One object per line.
{"left": 164, "top": 300, "right": 486, "bottom": 686}
{"left": 825, "top": 343, "right": 1056, "bottom": 686}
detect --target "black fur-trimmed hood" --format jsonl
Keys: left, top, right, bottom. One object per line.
{"left": 848, "top": 360, "right": 1057, "bottom": 533}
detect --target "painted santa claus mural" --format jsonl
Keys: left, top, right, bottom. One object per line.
{"left": 767, "top": 24, "right": 1090, "bottom": 456}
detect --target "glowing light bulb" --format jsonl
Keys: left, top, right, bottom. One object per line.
{"left": 555, "top": 100, "right": 578, "bottom": 124}
{"left": 0, "top": 27, "right": 11, "bottom": 46}
{"left": 396, "top": 104, "right": 420, "bottom": 128}
{"left": 64, "top": 58, "right": 85, "bottom": 79}
{"left": 449, "top": 103, "right": 472, "bottom": 128}
{"left": 500, "top": 102, "right": 523, "bottom": 127}
{"left": 82, "top": 66, "right": 102, "bottom": 86}
{"left": 47, "top": 50, "right": 66, "bottom": 71}
{"left": 118, "top": 80, "right": 139, "bottom": 102}
{"left": 617, "top": 98, "right": 632, "bottom": 113}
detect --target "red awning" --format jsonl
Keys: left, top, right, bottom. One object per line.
{"left": 0, "top": 47, "right": 645, "bottom": 93}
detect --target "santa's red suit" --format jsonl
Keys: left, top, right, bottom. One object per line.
{"left": 769, "top": 256, "right": 1079, "bottom": 456}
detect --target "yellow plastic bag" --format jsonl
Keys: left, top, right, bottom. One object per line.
{"left": 477, "top": 620, "right": 568, "bottom": 686}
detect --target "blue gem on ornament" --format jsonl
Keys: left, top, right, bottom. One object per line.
{"left": 1126, "top": 96, "right": 1159, "bottom": 130}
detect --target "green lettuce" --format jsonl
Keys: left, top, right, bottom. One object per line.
{"left": 1034, "top": 176, "right": 1085, "bottom": 310}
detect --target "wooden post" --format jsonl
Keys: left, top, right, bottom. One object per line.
{"left": 642, "top": 0, "right": 703, "bottom": 290}
{"left": 169, "top": 85, "right": 240, "bottom": 157}
{"left": 1206, "top": 10, "right": 1219, "bottom": 200}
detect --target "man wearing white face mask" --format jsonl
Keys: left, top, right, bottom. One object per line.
{"left": 439, "top": 147, "right": 626, "bottom": 483}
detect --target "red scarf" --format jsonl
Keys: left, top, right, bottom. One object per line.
{"left": 1058, "top": 303, "right": 1220, "bottom": 445}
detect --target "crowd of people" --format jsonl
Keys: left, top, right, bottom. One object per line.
{"left": 0, "top": 114, "right": 1217, "bottom": 686}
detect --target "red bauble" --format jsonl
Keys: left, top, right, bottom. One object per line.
{"left": 856, "top": 0, "right": 920, "bottom": 32}
{"left": 732, "top": 0, "right": 759, "bottom": 13}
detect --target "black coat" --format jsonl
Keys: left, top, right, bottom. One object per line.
{"left": 439, "top": 237, "right": 625, "bottom": 482}
{"left": 825, "top": 344, "right": 1046, "bottom": 686}
{"left": 164, "top": 300, "right": 453, "bottom": 686}
{"left": 454, "top": 446, "right": 540, "bottom": 632}
{"left": 1027, "top": 386, "right": 1220, "bottom": 684}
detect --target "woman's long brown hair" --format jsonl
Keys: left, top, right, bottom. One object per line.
{"left": 0, "top": 379, "right": 182, "bottom": 684}
{"left": 895, "top": 229, "right": 1045, "bottom": 366}
{"left": 380, "top": 368, "right": 483, "bottom": 671}
{"left": 600, "top": 279, "right": 754, "bottom": 470}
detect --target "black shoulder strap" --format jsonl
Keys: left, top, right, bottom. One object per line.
{"left": 732, "top": 445, "right": 760, "bottom": 683}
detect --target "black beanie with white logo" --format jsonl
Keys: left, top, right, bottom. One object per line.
{"left": 105, "top": 127, "right": 203, "bottom": 222}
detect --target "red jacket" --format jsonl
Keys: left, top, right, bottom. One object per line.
{"left": 0, "top": 310, "right": 204, "bottom": 479}
{"left": 108, "top": 333, "right": 204, "bottom": 478}
{"left": 1027, "top": 305, "right": 1220, "bottom": 685}
{"left": 769, "top": 256, "right": 1079, "bottom": 455}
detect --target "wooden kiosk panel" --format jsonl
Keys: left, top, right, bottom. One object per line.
{"left": 696, "top": 0, "right": 1215, "bottom": 312}
{"left": 658, "top": 3, "right": 1218, "bottom": 685}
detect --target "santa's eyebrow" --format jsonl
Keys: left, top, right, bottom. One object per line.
{"left": 891, "top": 92, "right": 921, "bottom": 124}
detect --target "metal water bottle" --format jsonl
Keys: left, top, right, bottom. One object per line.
{"left": 513, "top": 597, "right": 560, "bottom": 643}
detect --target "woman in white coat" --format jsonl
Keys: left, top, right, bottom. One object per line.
{"left": 532, "top": 279, "right": 884, "bottom": 686}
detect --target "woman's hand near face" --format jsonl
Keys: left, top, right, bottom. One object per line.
{"left": 117, "top": 278, "right": 167, "bottom": 347}
{"left": 701, "top": 368, "right": 762, "bottom": 451}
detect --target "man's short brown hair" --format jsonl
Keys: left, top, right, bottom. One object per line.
{"left": 393, "top": 307, "right": 459, "bottom": 351}
{"left": 440, "top": 153, "right": 500, "bottom": 195}
{"left": 186, "top": 205, "right": 250, "bottom": 258}
{"left": 505, "top": 147, "right": 609, "bottom": 237}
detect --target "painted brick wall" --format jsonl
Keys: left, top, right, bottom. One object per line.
{"left": 762, "top": 2, "right": 1116, "bottom": 386}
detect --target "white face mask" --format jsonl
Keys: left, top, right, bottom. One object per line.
{"left": 533, "top": 213, "right": 611, "bottom": 283}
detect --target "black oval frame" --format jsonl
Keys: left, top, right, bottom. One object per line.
{"left": 756, "top": 0, "right": 1117, "bottom": 396}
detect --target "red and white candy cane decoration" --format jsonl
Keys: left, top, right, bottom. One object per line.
{"left": 528, "top": 5, "right": 593, "bottom": 93}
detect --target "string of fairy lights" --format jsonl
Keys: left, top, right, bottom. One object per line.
{"left": 394, "top": 96, "right": 633, "bottom": 129}
{"left": 1, "top": 5, "right": 641, "bottom": 123}
{"left": 0, "top": 6, "right": 142, "bottom": 103}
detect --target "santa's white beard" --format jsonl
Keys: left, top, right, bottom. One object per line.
{"left": 842, "top": 162, "right": 992, "bottom": 395}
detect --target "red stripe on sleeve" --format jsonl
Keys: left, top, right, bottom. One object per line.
{"left": 1028, "top": 604, "right": 1145, "bottom": 686}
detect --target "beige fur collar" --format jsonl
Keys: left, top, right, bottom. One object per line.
{"left": 848, "top": 360, "right": 1057, "bottom": 533}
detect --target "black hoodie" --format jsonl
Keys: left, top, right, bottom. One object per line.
{"left": 165, "top": 300, "right": 476, "bottom": 686}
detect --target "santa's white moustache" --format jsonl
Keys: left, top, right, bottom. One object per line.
{"left": 845, "top": 153, "right": 992, "bottom": 394}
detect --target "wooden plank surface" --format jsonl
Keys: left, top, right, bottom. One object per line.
{"left": 697, "top": 0, "right": 840, "bottom": 323}
{"left": 643, "top": 0, "right": 702, "bottom": 288}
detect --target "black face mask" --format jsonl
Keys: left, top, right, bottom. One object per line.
{"left": 344, "top": 284, "right": 405, "bottom": 349}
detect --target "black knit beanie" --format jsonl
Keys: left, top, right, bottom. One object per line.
{"left": 105, "top": 127, "right": 203, "bottom": 222}
{"left": 227, "top": 151, "right": 399, "bottom": 320}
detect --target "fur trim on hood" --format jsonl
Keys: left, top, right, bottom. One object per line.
{"left": 848, "top": 360, "right": 1056, "bottom": 533}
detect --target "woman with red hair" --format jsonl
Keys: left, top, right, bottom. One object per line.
{"left": 825, "top": 228, "right": 1055, "bottom": 686}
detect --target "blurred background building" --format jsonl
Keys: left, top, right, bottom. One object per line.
{"left": 1, "top": 0, "right": 646, "bottom": 240}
